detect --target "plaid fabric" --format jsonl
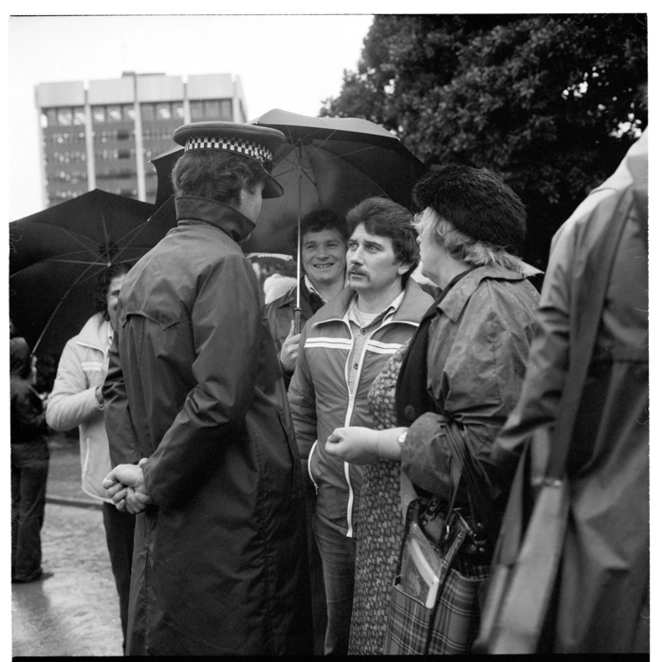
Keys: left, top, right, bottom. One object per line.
{"left": 428, "top": 564, "right": 490, "bottom": 653}
{"left": 384, "top": 565, "right": 489, "bottom": 654}
{"left": 384, "top": 580, "right": 435, "bottom": 654}
{"left": 384, "top": 502, "right": 491, "bottom": 655}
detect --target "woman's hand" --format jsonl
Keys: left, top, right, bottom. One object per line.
{"left": 326, "top": 427, "right": 381, "bottom": 465}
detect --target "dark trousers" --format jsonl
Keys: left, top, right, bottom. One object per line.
{"left": 304, "top": 484, "right": 328, "bottom": 655}
{"left": 11, "top": 441, "right": 49, "bottom": 582}
{"left": 313, "top": 515, "right": 356, "bottom": 656}
{"left": 102, "top": 501, "right": 136, "bottom": 650}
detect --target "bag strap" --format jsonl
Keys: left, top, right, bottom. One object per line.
{"left": 547, "top": 187, "right": 634, "bottom": 479}
{"left": 445, "top": 422, "right": 500, "bottom": 545}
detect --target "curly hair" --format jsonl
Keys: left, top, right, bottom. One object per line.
{"left": 171, "top": 150, "right": 268, "bottom": 205}
{"left": 94, "top": 263, "right": 130, "bottom": 321}
{"left": 346, "top": 197, "right": 420, "bottom": 282}
{"left": 289, "top": 208, "right": 350, "bottom": 254}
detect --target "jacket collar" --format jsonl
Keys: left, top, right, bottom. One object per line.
{"left": 438, "top": 263, "right": 527, "bottom": 323}
{"left": 175, "top": 195, "right": 255, "bottom": 243}
{"left": 75, "top": 313, "right": 111, "bottom": 352}
{"left": 314, "top": 278, "right": 432, "bottom": 326}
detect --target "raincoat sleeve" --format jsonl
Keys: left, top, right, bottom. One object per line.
{"left": 140, "top": 255, "right": 264, "bottom": 510}
{"left": 490, "top": 219, "right": 580, "bottom": 481}
{"left": 401, "top": 288, "right": 535, "bottom": 497}
{"left": 46, "top": 338, "right": 99, "bottom": 432}
{"left": 104, "top": 331, "right": 142, "bottom": 466}
{"left": 287, "top": 325, "right": 319, "bottom": 470}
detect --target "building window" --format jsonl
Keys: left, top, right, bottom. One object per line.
{"left": 107, "top": 106, "right": 122, "bottom": 122}
{"left": 190, "top": 101, "right": 204, "bottom": 121}
{"left": 92, "top": 106, "right": 106, "bottom": 123}
{"left": 47, "top": 109, "right": 58, "bottom": 126}
{"left": 172, "top": 102, "right": 184, "bottom": 119}
{"left": 117, "top": 149, "right": 132, "bottom": 159}
{"left": 73, "top": 108, "right": 86, "bottom": 125}
{"left": 123, "top": 104, "right": 135, "bottom": 121}
{"left": 141, "top": 104, "right": 155, "bottom": 121}
{"left": 220, "top": 99, "right": 232, "bottom": 121}
{"left": 204, "top": 100, "right": 220, "bottom": 119}
{"left": 156, "top": 103, "right": 171, "bottom": 120}
{"left": 57, "top": 108, "right": 73, "bottom": 125}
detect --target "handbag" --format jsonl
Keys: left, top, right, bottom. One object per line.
{"left": 384, "top": 424, "right": 494, "bottom": 655}
{"left": 473, "top": 187, "right": 634, "bottom": 654}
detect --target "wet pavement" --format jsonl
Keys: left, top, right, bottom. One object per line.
{"left": 11, "top": 437, "right": 125, "bottom": 657}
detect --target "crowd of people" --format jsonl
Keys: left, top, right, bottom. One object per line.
{"left": 10, "top": 120, "right": 648, "bottom": 656}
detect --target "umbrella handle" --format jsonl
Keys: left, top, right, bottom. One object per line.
{"left": 294, "top": 307, "right": 302, "bottom": 335}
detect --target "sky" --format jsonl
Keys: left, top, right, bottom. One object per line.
{"left": 6, "top": 11, "right": 376, "bottom": 221}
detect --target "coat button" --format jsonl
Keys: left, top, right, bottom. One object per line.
{"left": 404, "top": 405, "right": 416, "bottom": 422}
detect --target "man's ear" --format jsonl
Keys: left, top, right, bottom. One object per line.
{"left": 397, "top": 261, "right": 411, "bottom": 276}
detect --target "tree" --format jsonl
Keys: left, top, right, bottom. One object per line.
{"left": 321, "top": 14, "right": 647, "bottom": 268}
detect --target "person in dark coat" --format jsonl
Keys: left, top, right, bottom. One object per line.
{"left": 492, "top": 129, "right": 649, "bottom": 653}
{"left": 11, "top": 336, "right": 49, "bottom": 583}
{"left": 101, "top": 121, "right": 313, "bottom": 656}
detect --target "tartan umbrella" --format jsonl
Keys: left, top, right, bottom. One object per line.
{"left": 9, "top": 189, "right": 159, "bottom": 358}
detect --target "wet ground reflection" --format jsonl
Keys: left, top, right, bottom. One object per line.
{"left": 12, "top": 502, "right": 124, "bottom": 656}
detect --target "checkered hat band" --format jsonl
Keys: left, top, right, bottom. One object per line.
{"left": 184, "top": 136, "right": 272, "bottom": 165}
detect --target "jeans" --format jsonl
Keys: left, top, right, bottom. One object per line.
{"left": 102, "top": 502, "right": 136, "bottom": 650}
{"left": 313, "top": 515, "right": 356, "bottom": 656}
{"left": 11, "top": 440, "right": 50, "bottom": 582}
{"left": 304, "top": 484, "right": 327, "bottom": 655}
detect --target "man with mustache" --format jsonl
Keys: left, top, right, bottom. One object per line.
{"left": 288, "top": 197, "right": 432, "bottom": 655}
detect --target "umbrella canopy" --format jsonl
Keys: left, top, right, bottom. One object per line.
{"left": 9, "top": 189, "right": 158, "bottom": 358}
{"left": 150, "top": 109, "right": 428, "bottom": 255}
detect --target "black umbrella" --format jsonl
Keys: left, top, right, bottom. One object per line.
{"left": 151, "top": 109, "right": 428, "bottom": 329}
{"left": 9, "top": 189, "right": 158, "bottom": 358}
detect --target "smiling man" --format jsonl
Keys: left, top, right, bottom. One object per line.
{"left": 266, "top": 208, "right": 349, "bottom": 384}
{"left": 288, "top": 196, "right": 432, "bottom": 655}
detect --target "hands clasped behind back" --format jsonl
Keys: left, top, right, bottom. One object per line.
{"left": 102, "top": 457, "right": 155, "bottom": 514}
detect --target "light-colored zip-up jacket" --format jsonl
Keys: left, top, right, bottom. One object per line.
{"left": 46, "top": 313, "right": 113, "bottom": 502}
{"left": 288, "top": 279, "right": 432, "bottom": 537}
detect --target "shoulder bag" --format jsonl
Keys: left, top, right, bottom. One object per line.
{"left": 473, "top": 186, "right": 634, "bottom": 654}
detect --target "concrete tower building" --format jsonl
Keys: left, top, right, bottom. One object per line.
{"left": 35, "top": 72, "right": 247, "bottom": 207}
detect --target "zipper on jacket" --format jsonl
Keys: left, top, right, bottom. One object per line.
{"left": 307, "top": 441, "right": 319, "bottom": 495}
{"left": 342, "top": 314, "right": 416, "bottom": 538}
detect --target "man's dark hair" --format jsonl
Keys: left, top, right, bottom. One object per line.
{"left": 172, "top": 151, "right": 268, "bottom": 205}
{"left": 346, "top": 197, "right": 419, "bottom": 281}
{"left": 412, "top": 165, "right": 526, "bottom": 255}
{"left": 289, "top": 208, "right": 350, "bottom": 254}
{"left": 94, "top": 263, "right": 130, "bottom": 321}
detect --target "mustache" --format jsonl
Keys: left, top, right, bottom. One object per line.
{"left": 348, "top": 267, "right": 367, "bottom": 277}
